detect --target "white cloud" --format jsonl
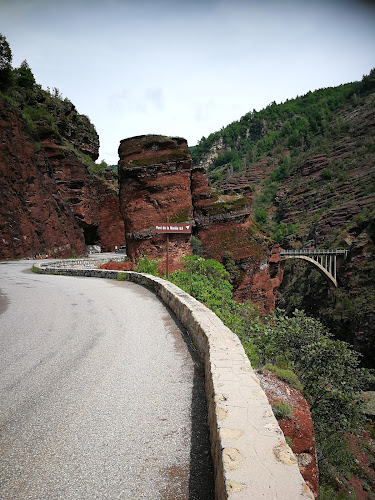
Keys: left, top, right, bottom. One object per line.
{"left": 1, "top": 0, "right": 374, "bottom": 165}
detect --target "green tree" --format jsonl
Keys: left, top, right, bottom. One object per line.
{"left": 14, "top": 60, "right": 35, "bottom": 89}
{"left": 0, "top": 33, "right": 13, "bottom": 89}
{"left": 248, "top": 309, "right": 374, "bottom": 433}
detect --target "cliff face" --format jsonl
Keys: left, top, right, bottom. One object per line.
{"left": 118, "top": 135, "right": 194, "bottom": 272}
{"left": 0, "top": 99, "right": 84, "bottom": 258}
{"left": 191, "top": 166, "right": 283, "bottom": 314}
{"left": 118, "top": 134, "right": 283, "bottom": 313}
{"left": 191, "top": 80, "right": 375, "bottom": 368}
{"left": 0, "top": 95, "right": 125, "bottom": 259}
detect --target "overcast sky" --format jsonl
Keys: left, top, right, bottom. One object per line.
{"left": 1, "top": 0, "right": 375, "bottom": 164}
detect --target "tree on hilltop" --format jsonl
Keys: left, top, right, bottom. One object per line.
{"left": 0, "top": 33, "right": 13, "bottom": 89}
{"left": 14, "top": 59, "right": 36, "bottom": 89}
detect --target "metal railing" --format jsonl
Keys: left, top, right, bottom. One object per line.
{"left": 280, "top": 249, "right": 348, "bottom": 256}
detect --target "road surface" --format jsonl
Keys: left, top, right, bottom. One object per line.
{"left": 0, "top": 260, "right": 214, "bottom": 499}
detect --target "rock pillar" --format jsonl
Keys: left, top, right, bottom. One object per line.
{"left": 118, "top": 135, "right": 193, "bottom": 271}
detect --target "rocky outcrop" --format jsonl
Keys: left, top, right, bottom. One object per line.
{"left": 192, "top": 165, "right": 283, "bottom": 315}
{"left": 0, "top": 99, "right": 85, "bottom": 258}
{"left": 258, "top": 370, "right": 319, "bottom": 498}
{"left": 118, "top": 134, "right": 283, "bottom": 313}
{"left": 118, "top": 135, "right": 193, "bottom": 272}
{"left": 0, "top": 96, "right": 125, "bottom": 259}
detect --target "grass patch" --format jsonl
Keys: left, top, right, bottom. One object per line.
{"left": 264, "top": 363, "right": 303, "bottom": 391}
{"left": 272, "top": 401, "right": 294, "bottom": 419}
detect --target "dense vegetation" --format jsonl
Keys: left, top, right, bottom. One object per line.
{"left": 191, "top": 68, "right": 375, "bottom": 241}
{"left": 191, "top": 71, "right": 374, "bottom": 172}
{"left": 190, "top": 68, "right": 375, "bottom": 373}
{"left": 134, "top": 253, "right": 374, "bottom": 498}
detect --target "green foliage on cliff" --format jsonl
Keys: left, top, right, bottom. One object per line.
{"left": 135, "top": 256, "right": 160, "bottom": 276}
{"left": 169, "top": 255, "right": 232, "bottom": 311}
{"left": 168, "top": 255, "right": 254, "bottom": 335}
{"left": 248, "top": 309, "right": 374, "bottom": 433}
{"left": 0, "top": 32, "right": 99, "bottom": 173}
{"left": 191, "top": 68, "right": 375, "bottom": 382}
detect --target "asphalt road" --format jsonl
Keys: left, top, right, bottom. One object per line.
{"left": 0, "top": 261, "right": 214, "bottom": 499}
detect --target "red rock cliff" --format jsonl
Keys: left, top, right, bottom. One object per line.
{"left": 0, "top": 99, "right": 85, "bottom": 258}
{"left": 118, "top": 135, "right": 193, "bottom": 272}
{"left": 118, "top": 134, "right": 283, "bottom": 313}
{"left": 192, "top": 165, "right": 283, "bottom": 315}
{"left": 0, "top": 97, "right": 125, "bottom": 259}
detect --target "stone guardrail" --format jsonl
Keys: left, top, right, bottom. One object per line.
{"left": 35, "top": 259, "right": 313, "bottom": 500}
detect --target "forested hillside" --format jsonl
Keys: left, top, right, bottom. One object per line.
{"left": 191, "top": 69, "right": 375, "bottom": 368}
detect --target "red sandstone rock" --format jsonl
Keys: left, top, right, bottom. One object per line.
{"left": 118, "top": 135, "right": 193, "bottom": 271}
{"left": 0, "top": 99, "right": 85, "bottom": 259}
{"left": 118, "top": 135, "right": 284, "bottom": 311}
{"left": 0, "top": 97, "right": 125, "bottom": 259}
{"left": 192, "top": 166, "right": 283, "bottom": 315}
{"left": 257, "top": 371, "right": 319, "bottom": 498}
{"left": 96, "top": 176, "right": 126, "bottom": 252}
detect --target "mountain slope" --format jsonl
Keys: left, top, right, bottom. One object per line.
{"left": 191, "top": 69, "right": 375, "bottom": 367}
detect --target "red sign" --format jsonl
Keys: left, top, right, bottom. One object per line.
{"left": 154, "top": 223, "right": 192, "bottom": 234}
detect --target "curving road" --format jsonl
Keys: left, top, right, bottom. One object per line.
{"left": 0, "top": 260, "right": 214, "bottom": 499}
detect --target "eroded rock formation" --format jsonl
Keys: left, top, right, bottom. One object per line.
{"left": 192, "top": 165, "right": 283, "bottom": 315}
{"left": 0, "top": 97, "right": 125, "bottom": 259}
{"left": 118, "top": 134, "right": 283, "bottom": 314}
{"left": 118, "top": 135, "right": 193, "bottom": 273}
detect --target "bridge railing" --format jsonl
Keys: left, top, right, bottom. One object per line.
{"left": 280, "top": 249, "right": 348, "bottom": 256}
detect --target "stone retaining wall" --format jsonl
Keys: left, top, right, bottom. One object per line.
{"left": 45, "top": 256, "right": 126, "bottom": 269}
{"left": 35, "top": 260, "right": 313, "bottom": 500}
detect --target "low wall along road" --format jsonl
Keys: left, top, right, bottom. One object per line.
{"left": 35, "top": 259, "right": 313, "bottom": 500}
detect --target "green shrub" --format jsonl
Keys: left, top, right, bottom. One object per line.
{"left": 135, "top": 256, "right": 159, "bottom": 276}
{"left": 321, "top": 169, "right": 333, "bottom": 180}
{"left": 255, "top": 208, "right": 267, "bottom": 226}
{"left": 191, "top": 235, "right": 205, "bottom": 257}
{"left": 247, "top": 309, "right": 374, "bottom": 435}
{"left": 264, "top": 364, "right": 303, "bottom": 391}
{"left": 272, "top": 401, "right": 294, "bottom": 419}
{"left": 117, "top": 272, "right": 127, "bottom": 281}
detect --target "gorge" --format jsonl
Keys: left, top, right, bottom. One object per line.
{"left": 1, "top": 43, "right": 374, "bottom": 498}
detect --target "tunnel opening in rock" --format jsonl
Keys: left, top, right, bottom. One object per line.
{"left": 80, "top": 223, "right": 100, "bottom": 245}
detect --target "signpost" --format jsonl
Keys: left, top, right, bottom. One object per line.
{"left": 154, "top": 223, "right": 192, "bottom": 234}
{"left": 154, "top": 218, "right": 192, "bottom": 278}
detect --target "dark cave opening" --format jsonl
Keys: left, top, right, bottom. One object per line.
{"left": 81, "top": 223, "right": 100, "bottom": 246}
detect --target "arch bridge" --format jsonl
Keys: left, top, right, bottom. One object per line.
{"left": 280, "top": 249, "right": 348, "bottom": 287}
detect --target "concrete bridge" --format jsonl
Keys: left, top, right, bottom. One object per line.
{"left": 280, "top": 249, "right": 348, "bottom": 287}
